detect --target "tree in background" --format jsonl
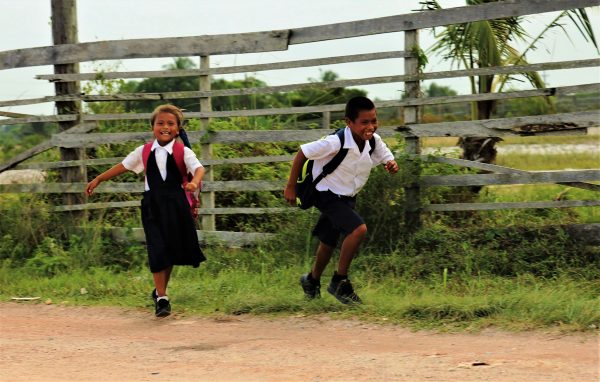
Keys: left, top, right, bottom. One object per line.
{"left": 121, "top": 60, "right": 366, "bottom": 122}
{"left": 421, "top": 0, "right": 598, "bottom": 164}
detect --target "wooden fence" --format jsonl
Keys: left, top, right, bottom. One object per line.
{"left": 1, "top": 0, "right": 599, "bottom": 245}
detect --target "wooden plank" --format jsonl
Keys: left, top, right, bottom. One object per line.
{"left": 403, "top": 29, "right": 422, "bottom": 230}
{"left": 54, "top": 201, "right": 294, "bottom": 214}
{"left": 424, "top": 200, "right": 600, "bottom": 211}
{"left": 0, "top": 30, "right": 290, "bottom": 69}
{"left": 199, "top": 55, "right": 216, "bottom": 231}
{"left": 1, "top": 0, "right": 595, "bottom": 70}
{"left": 0, "top": 97, "right": 50, "bottom": 108}
{"left": 0, "top": 180, "right": 286, "bottom": 194}
{"left": 0, "top": 114, "right": 77, "bottom": 125}
{"left": 420, "top": 156, "right": 600, "bottom": 192}
{"left": 36, "top": 51, "right": 409, "bottom": 82}
{"left": 0, "top": 111, "right": 34, "bottom": 118}
{"left": 0, "top": 141, "right": 54, "bottom": 173}
{"left": 107, "top": 227, "right": 275, "bottom": 247}
{"left": 6, "top": 81, "right": 596, "bottom": 123}
{"left": 420, "top": 170, "right": 600, "bottom": 187}
{"left": 289, "top": 0, "right": 600, "bottom": 44}
{"left": 0, "top": 122, "right": 97, "bottom": 172}
{"left": 401, "top": 111, "right": 598, "bottom": 137}
{"left": 3, "top": 59, "right": 598, "bottom": 110}
{"left": 48, "top": 111, "right": 597, "bottom": 148}
{"left": 55, "top": 201, "right": 140, "bottom": 211}
{"left": 16, "top": 154, "right": 295, "bottom": 170}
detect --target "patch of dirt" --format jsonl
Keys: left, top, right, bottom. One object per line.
{"left": 0, "top": 303, "right": 597, "bottom": 381}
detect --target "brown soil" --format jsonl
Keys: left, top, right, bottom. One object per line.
{"left": 1, "top": 303, "right": 598, "bottom": 382}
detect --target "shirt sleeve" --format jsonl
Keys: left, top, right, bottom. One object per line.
{"left": 300, "top": 134, "right": 341, "bottom": 160}
{"left": 183, "top": 147, "right": 203, "bottom": 175}
{"left": 370, "top": 134, "right": 395, "bottom": 166}
{"left": 121, "top": 145, "right": 145, "bottom": 174}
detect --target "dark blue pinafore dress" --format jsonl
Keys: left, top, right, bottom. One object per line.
{"left": 141, "top": 150, "right": 205, "bottom": 273}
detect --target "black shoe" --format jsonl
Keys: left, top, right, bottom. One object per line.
{"left": 155, "top": 298, "right": 171, "bottom": 317}
{"left": 151, "top": 288, "right": 158, "bottom": 304}
{"left": 300, "top": 274, "right": 321, "bottom": 299}
{"left": 327, "top": 278, "right": 362, "bottom": 304}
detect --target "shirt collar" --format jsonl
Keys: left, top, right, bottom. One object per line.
{"left": 342, "top": 127, "right": 355, "bottom": 149}
{"left": 150, "top": 139, "right": 175, "bottom": 154}
{"left": 343, "top": 126, "right": 373, "bottom": 152}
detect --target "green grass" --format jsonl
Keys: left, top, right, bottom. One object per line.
{"left": 496, "top": 152, "right": 599, "bottom": 171}
{"left": 1, "top": 263, "right": 598, "bottom": 332}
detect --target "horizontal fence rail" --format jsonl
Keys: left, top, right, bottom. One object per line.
{"left": 35, "top": 51, "right": 410, "bottom": 82}
{"left": 106, "top": 227, "right": 276, "bottom": 247}
{"left": 2, "top": 170, "right": 598, "bottom": 194}
{"left": 1, "top": 0, "right": 597, "bottom": 69}
{"left": 2, "top": 58, "right": 598, "bottom": 110}
{"left": 44, "top": 111, "right": 597, "bottom": 150}
{"left": 424, "top": 200, "right": 600, "bottom": 211}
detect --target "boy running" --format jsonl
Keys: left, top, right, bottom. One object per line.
{"left": 284, "top": 96, "right": 398, "bottom": 304}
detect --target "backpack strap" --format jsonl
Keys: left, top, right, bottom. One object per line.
{"left": 368, "top": 136, "right": 376, "bottom": 156}
{"left": 171, "top": 141, "right": 190, "bottom": 182}
{"left": 312, "top": 128, "right": 376, "bottom": 186}
{"left": 313, "top": 128, "right": 349, "bottom": 186}
{"left": 142, "top": 142, "right": 152, "bottom": 172}
{"left": 142, "top": 141, "right": 189, "bottom": 182}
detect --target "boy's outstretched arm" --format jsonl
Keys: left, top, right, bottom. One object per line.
{"left": 85, "top": 163, "right": 129, "bottom": 196}
{"left": 284, "top": 149, "right": 307, "bottom": 206}
{"left": 185, "top": 166, "right": 205, "bottom": 192}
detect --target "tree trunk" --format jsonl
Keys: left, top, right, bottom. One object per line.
{"left": 458, "top": 74, "right": 502, "bottom": 192}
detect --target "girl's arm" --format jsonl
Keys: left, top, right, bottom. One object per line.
{"left": 85, "top": 163, "right": 129, "bottom": 196}
{"left": 185, "top": 166, "right": 205, "bottom": 192}
{"left": 284, "top": 148, "right": 307, "bottom": 205}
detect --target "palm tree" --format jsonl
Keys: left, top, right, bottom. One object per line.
{"left": 421, "top": 0, "right": 598, "bottom": 164}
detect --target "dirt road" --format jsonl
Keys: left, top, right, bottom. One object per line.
{"left": 1, "top": 303, "right": 598, "bottom": 382}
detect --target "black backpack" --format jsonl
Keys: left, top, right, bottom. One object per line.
{"left": 295, "top": 128, "right": 376, "bottom": 209}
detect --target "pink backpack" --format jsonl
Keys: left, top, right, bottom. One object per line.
{"left": 142, "top": 141, "right": 201, "bottom": 219}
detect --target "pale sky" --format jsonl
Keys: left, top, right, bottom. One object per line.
{"left": 1, "top": 0, "right": 599, "bottom": 118}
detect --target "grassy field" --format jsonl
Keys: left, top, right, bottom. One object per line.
{"left": 1, "top": 262, "right": 598, "bottom": 332}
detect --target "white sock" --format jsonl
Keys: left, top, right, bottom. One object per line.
{"left": 156, "top": 296, "right": 169, "bottom": 302}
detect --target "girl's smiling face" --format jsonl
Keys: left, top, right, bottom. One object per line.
{"left": 152, "top": 112, "right": 180, "bottom": 146}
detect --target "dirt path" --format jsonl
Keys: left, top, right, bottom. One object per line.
{"left": 1, "top": 303, "right": 598, "bottom": 382}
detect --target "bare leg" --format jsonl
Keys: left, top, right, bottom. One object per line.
{"left": 311, "top": 242, "right": 335, "bottom": 280}
{"left": 152, "top": 265, "right": 173, "bottom": 297}
{"left": 337, "top": 224, "right": 367, "bottom": 275}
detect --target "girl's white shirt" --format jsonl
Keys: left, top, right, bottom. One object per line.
{"left": 300, "top": 127, "right": 394, "bottom": 197}
{"left": 122, "top": 139, "right": 203, "bottom": 191}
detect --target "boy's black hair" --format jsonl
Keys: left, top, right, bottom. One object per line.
{"left": 344, "top": 96, "right": 375, "bottom": 122}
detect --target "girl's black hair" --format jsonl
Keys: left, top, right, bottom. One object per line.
{"left": 179, "top": 127, "right": 192, "bottom": 149}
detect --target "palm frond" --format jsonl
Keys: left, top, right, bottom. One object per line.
{"left": 565, "top": 8, "right": 599, "bottom": 52}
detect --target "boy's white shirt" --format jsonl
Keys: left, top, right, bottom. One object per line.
{"left": 122, "top": 139, "right": 203, "bottom": 191}
{"left": 300, "top": 127, "right": 394, "bottom": 197}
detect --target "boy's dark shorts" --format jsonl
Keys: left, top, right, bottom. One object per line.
{"left": 312, "top": 190, "right": 365, "bottom": 247}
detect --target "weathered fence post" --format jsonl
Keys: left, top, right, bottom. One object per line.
{"left": 403, "top": 29, "right": 422, "bottom": 230}
{"left": 199, "top": 55, "right": 216, "bottom": 231}
{"left": 51, "top": 0, "right": 86, "bottom": 216}
{"left": 322, "top": 111, "right": 331, "bottom": 129}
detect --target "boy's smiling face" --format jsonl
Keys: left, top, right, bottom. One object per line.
{"left": 152, "top": 111, "right": 180, "bottom": 146}
{"left": 346, "top": 108, "right": 378, "bottom": 142}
